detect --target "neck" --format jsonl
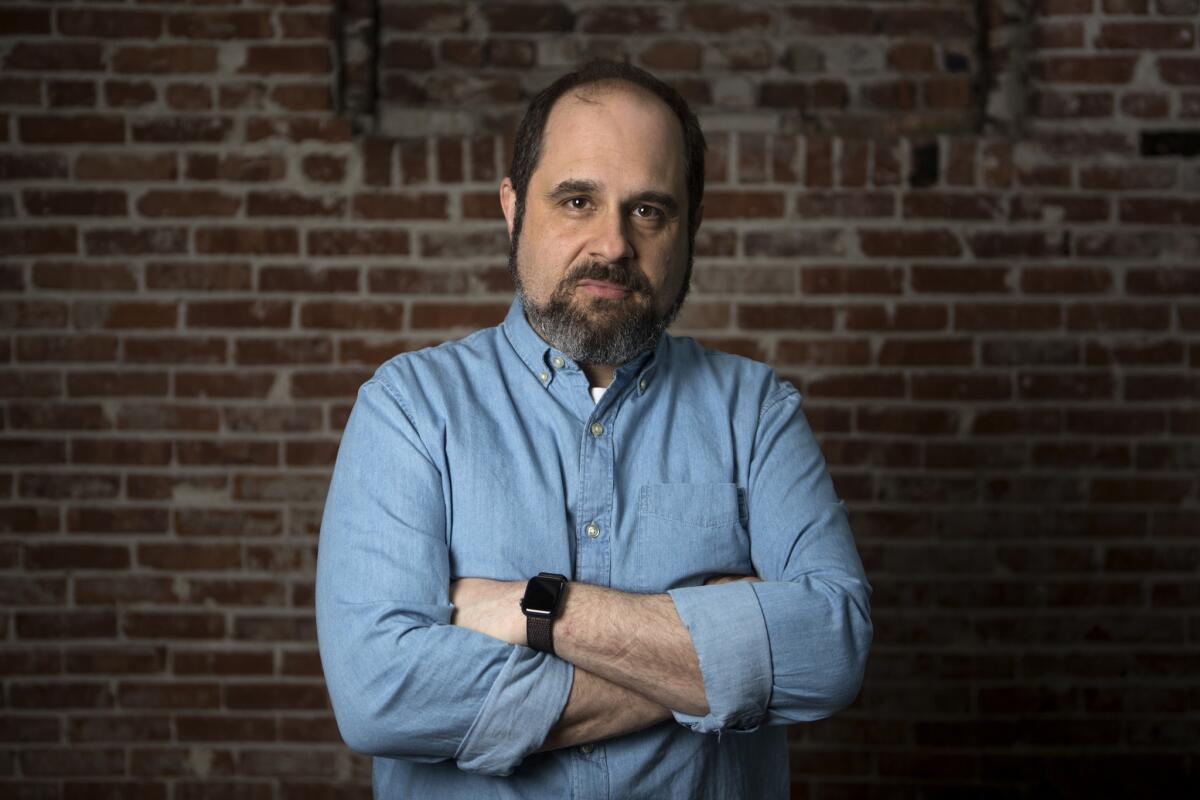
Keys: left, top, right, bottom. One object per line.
{"left": 581, "top": 363, "right": 615, "bottom": 388}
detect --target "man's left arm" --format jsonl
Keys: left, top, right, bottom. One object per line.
{"left": 454, "top": 385, "right": 872, "bottom": 734}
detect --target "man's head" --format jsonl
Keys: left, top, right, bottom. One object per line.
{"left": 499, "top": 61, "right": 706, "bottom": 368}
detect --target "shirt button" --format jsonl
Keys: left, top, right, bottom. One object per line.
{"left": 585, "top": 523, "right": 600, "bottom": 539}
{"left": 590, "top": 422, "right": 604, "bottom": 437}
{"left": 639, "top": 378, "right": 648, "bottom": 391}
{"left": 552, "top": 356, "right": 565, "bottom": 368}
{"left": 579, "top": 743, "right": 594, "bottom": 755}
{"left": 539, "top": 372, "right": 549, "bottom": 383}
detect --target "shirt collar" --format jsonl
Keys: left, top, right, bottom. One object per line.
{"left": 501, "top": 296, "right": 665, "bottom": 394}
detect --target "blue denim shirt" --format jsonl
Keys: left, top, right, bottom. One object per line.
{"left": 316, "top": 298, "right": 872, "bottom": 799}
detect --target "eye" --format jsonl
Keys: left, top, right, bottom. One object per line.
{"left": 566, "top": 197, "right": 590, "bottom": 210}
{"left": 633, "top": 204, "right": 663, "bottom": 221}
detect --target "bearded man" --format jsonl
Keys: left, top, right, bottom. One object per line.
{"left": 316, "top": 60, "right": 872, "bottom": 799}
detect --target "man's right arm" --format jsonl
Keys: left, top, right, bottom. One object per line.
{"left": 315, "top": 379, "right": 574, "bottom": 776}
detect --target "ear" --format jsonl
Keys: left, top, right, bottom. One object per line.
{"left": 500, "top": 177, "right": 517, "bottom": 239}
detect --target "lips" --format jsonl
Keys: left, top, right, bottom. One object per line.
{"left": 576, "top": 279, "right": 632, "bottom": 300}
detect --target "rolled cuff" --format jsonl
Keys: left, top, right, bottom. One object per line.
{"left": 667, "top": 580, "right": 772, "bottom": 734}
{"left": 455, "top": 646, "right": 573, "bottom": 775}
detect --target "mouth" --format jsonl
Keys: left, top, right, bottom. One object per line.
{"left": 575, "top": 279, "right": 633, "bottom": 300}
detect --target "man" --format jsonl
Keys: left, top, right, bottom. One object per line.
{"left": 316, "top": 60, "right": 871, "bottom": 799}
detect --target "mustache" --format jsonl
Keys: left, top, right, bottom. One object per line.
{"left": 560, "top": 261, "right": 650, "bottom": 294}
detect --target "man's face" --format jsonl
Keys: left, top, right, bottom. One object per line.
{"left": 501, "top": 85, "right": 696, "bottom": 366}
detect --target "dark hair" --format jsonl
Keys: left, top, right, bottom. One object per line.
{"left": 507, "top": 60, "right": 707, "bottom": 244}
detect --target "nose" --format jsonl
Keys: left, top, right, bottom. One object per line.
{"left": 588, "top": 207, "right": 635, "bottom": 264}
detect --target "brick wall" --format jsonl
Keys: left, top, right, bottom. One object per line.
{"left": 2, "top": 1, "right": 1198, "bottom": 796}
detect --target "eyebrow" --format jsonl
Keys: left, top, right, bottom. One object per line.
{"left": 545, "top": 178, "right": 680, "bottom": 215}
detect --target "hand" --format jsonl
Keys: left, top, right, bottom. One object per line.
{"left": 450, "top": 578, "right": 526, "bottom": 646}
{"left": 704, "top": 573, "right": 762, "bottom": 586}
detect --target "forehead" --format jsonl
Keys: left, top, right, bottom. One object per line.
{"left": 534, "top": 84, "right": 686, "bottom": 193}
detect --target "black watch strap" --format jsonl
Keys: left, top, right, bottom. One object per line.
{"left": 527, "top": 614, "right": 555, "bottom": 655}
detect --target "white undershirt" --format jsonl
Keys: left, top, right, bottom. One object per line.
{"left": 589, "top": 385, "right": 607, "bottom": 404}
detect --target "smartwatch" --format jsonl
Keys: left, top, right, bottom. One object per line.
{"left": 520, "top": 572, "right": 568, "bottom": 655}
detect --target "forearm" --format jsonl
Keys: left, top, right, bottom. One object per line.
{"left": 553, "top": 582, "right": 709, "bottom": 716}
{"left": 537, "top": 666, "right": 671, "bottom": 751}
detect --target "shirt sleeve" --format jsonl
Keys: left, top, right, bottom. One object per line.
{"left": 667, "top": 384, "right": 873, "bottom": 734}
{"left": 315, "top": 378, "right": 573, "bottom": 776}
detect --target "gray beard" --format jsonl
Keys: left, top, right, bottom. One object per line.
{"left": 508, "top": 231, "right": 687, "bottom": 367}
{"left": 520, "top": 283, "right": 667, "bottom": 367}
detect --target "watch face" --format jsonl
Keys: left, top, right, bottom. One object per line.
{"left": 522, "top": 576, "right": 561, "bottom": 617}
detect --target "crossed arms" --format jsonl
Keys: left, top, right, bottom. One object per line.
{"left": 315, "top": 378, "right": 872, "bottom": 776}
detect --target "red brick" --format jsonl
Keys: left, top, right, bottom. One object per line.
{"left": 184, "top": 300, "right": 291, "bottom": 329}
{"left": 912, "top": 265, "right": 1011, "bottom": 294}
{"left": 1126, "top": 267, "right": 1200, "bottom": 294}
{"left": 225, "top": 682, "right": 327, "bottom": 710}
{"left": 1066, "top": 303, "right": 1170, "bottom": 330}
{"left": 67, "top": 371, "right": 170, "bottom": 398}
{"left": 75, "top": 152, "right": 177, "bottom": 182}
{"left": 32, "top": 262, "right": 136, "bottom": 291}
{"left": 21, "top": 748, "right": 124, "bottom": 776}
{"left": 138, "top": 543, "right": 241, "bottom": 572}
{"left": 1031, "top": 89, "right": 1114, "bottom": 119}
{"left": 186, "top": 153, "right": 285, "bottom": 182}
{"left": 105, "top": 79, "right": 157, "bottom": 108}
{"left": 235, "top": 338, "right": 332, "bottom": 365}
{"left": 860, "top": 229, "right": 961, "bottom": 258}
{"left": 299, "top": 301, "right": 406, "bottom": 330}
{"left": 234, "top": 473, "right": 330, "bottom": 502}
{"left": 240, "top": 45, "right": 331, "bottom": 75}
{"left": 174, "top": 650, "right": 274, "bottom": 676}
{"left": 301, "top": 154, "right": 346, "bottom": 183}
{"left": 75, "top": 577, "right": 177, "bottom": 606}
{"left": 482, "top": 3, "right": 575, "bottom": 32}
{"left": 84, "top": 227, "right": 187, "bottom": 256}
{"left": 68, "top": 715, "right": 171, "bottom": 743}
{"left": 19, "top": 114, "right": 124, "bottom": 144}
{"left": 879, "top": 338, "right": 974, "bottom": 366}
{"left": 136, "top": 189, "right": 242, "bottom": 219}
{"left": 1158, "top": 57, "right": 1200, "bottom": 85}
{"left": 704, "top": 190, "right": 785, "bottom": 218}
{"left": 162, "top": 83, "right": 213, "bottom": 111}
{"left": 640, "top": 40, "right": 703, "bottom": 71}
{"left": 1095, "top": 22, "right": 1195, "bottom": 49}
{"left": 1010, "top": 194, "right": 1110, "bottom": 222}
{"left": 1021, "top": 266, "right": 1112, "bottom": 294}
{"left": 309, "top": 229, "right": 409, "bottom": 256}
{"left": 801, "top": 266, "right": 903, "bottom": 295}
{"left": 1, "top": 153, "right": 69, "bottom": 180}
{"left": 788, "top": 7, "right": 874, "bottom": 34}
{"left": 735, "top": 303, "right": 836, "bottom": 331}
{"left": 175, "top": 508, "right": 282, "bottom": 538}
{"left": 280, "top": 11, "right": 331, "bottom": 40}
{"left": 72, "top": 301, "right": 177, "bottom": 330}
{"left": 48, "top": 79, "right": 97, "bottom": 108}
{"left": 968, "top": 231, "right": 1068, "bottom": 259}
{"left": 196, "top": 227, "right": 299, "bottom": 255}
{"left": 0, "top": 7, "right": 51, "bottom": 34}
{"left": 125, "top": 337, "right": 226, "bottom": 364}
{"left": 955, "top": 303, "right": 1062, "bottom": 331}
{"left": 352, "top": 192, "right": 448, "bottom": 219}
{"left": 5, "top": 42, "right": 104, "bottom": 72}
{"left": 17, "top": 610, "right": 117, "bottom": 639}
{"left": 744, "top": 228, "right": 846, "bottom": 257}
{"left": 113, "top": 45, "right": 217, "bottom": 74}
{"left": 904, "top": 193, "right": 1002, "bottom": 221}
{"left": 269, "top": 84, "right": 332, "bottom": 112}
{"left": 1120, "top": 92, "right": 1169, "bottom": 118}
{"left": 1035, "top": 56, "right": 1138, "bottom": 84}
{"left": 177, "top": 716, "right": 276, "bottom": 742}
{"left": 119, "top": 681, "right": 221, "bottom": 709}
{"left": 167, "top": 11, "right": 273, "bottom": 39}
{"left": 9, "top": 402, "right": 110, "bottom": 431}
{"left": 115, "top": 403, "right": 220, "bottom": 432}
{"left": 795, "top": 191, "right": 894, "bottom": 219}
{"left": 1119, "top": 198, "right": 1200, "bottom": 226}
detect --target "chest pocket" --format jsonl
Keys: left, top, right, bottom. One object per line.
{"left": 629, "top": 483, "right": 751, "bottom": 593}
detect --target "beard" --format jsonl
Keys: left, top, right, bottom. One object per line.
{"left": 508, "top": 228, "right": 692, "bottom": 367}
